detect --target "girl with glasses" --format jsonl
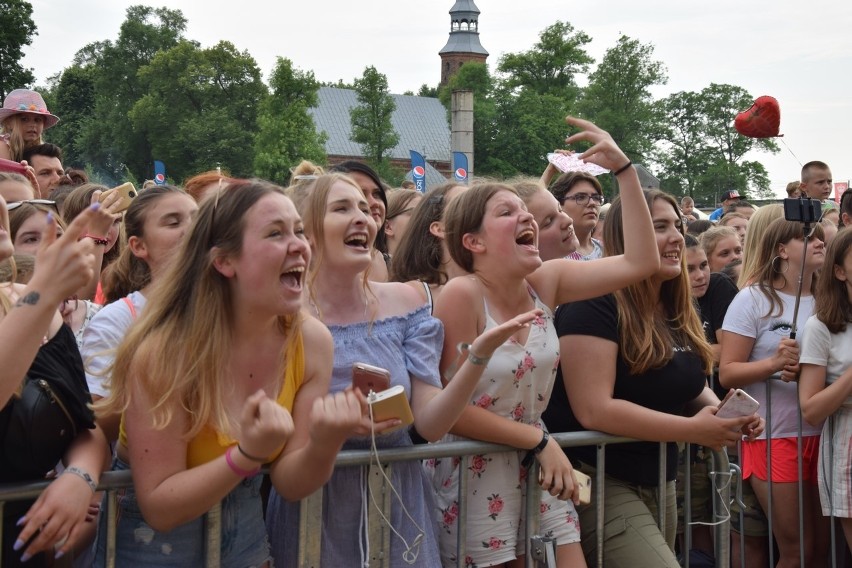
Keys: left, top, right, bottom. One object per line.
{"left": 548, "top": 172, "right": 605, "bottom": 261}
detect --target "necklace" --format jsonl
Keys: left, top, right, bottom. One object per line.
{"left": 309, "top": 291, "right": 370, "bottom": 323}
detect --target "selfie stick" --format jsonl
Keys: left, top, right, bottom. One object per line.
{"left": 788, "top": 223, "right": 809, "bottom": 340}
{"left": 788, "top": 199, "right": 821, "bottom": 339}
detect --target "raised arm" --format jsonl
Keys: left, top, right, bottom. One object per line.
{"left": 1, "top": 205, "right": 106, "bottom": 406}
{"left": 529, "top": 117, "right": 659, "bottom": 307}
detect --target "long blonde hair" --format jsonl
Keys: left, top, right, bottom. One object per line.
{"left": 1, "top": 116, "right": 41, "bottom": 162}
{"left": 288, "top": 171, "right": 375, "bottom": 321}
{"left": 95, "top": 180, "right": 303, "bottom": 437}
{"left": 738, "top": 204, "right": 783, "bottom": 288}
{"left": 605, "top": 190, "right": 713, "bottom": 375}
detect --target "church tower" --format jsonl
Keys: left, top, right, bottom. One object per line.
{"left": 439, "top": 0, "right": 488, "bottom": 86}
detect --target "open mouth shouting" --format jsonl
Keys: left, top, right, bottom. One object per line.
{"left": 280, "top": 265, "right": 305, "bottom": 292}
{"left": 515, "top": 227, "right": 538, "bottom": 252}
{"left": 344, "top": 232, "right": 371, "bottom": 251}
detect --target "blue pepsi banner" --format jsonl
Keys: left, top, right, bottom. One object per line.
{"left": 452, "top": 152, "right": 469, "bottom": 184}
{"left": 153, "top": 160, "right": 167, "bottom": 186}
{"left": 409, "top": 150, "right": 426, "bottom": 193}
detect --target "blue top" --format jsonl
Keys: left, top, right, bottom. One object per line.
{"left": 267, "top": 304, "right": 444, "bottom": 567}
{"left": 327, "top": 303, "right": 443, "bottom": 397}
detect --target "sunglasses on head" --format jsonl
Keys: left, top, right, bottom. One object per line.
{"left": 6, "top": 199, "right": 58, "bottom": 212}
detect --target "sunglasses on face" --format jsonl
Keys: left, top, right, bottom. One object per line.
{"left": 6, "top": 199, "right": 58, "bottom": 212}
{"left": 558, "top": 193, "right": 605, "bottom": 207}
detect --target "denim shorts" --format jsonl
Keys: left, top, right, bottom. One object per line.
{"left": 94, "top": 457, "right": 272, "bottom": 567}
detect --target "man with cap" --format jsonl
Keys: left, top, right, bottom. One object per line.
{"left": 709, "top": 189, "right": 742, "bottom": 222}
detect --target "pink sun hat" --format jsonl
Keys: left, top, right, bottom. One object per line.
{"left": 0, "top": 89, "right": 60, "bottom": 129}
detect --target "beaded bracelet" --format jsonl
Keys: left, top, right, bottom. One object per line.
{"left": 63, "top": 466, "right": 97, "bottom": 493}
{"left": 81, "top": 234, "right": 110, "bottom": 246}
{"left": 225, "top": 445, "right": 260, "bottom": 478}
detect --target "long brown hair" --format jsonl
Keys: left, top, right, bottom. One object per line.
{"left": 96, "top": 180, "right": 302, "bottom": 437}
{"left": 741, "top": 217, "right": 824, "bottom": 318}
{"left": 102, "top": 185, "right": 189, "bottom": 304}
{"left": 605, "top": 189, "right": 713, "bottom": 375}
{"left": 813, "top": 228, "right": 852, "bottom": 333}
{"left": 288, "top": 172, "right": 375, "bottom": 321}
{"left": 443, "top": 183, "right": 515, "bottom": 273}
{"left": 391, "top": 182, "right": 462, "bottom": 284}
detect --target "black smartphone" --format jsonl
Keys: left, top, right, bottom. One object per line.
{"left": 783, "top": 197, "right": 822, "bottom": 224}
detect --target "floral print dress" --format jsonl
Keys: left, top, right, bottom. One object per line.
{"left": 425, "top": 285, "right": 581, "bottom": 567}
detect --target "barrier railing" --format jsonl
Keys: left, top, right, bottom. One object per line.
{"left": 0, "top": 431, "right": 732, "bottom": 568}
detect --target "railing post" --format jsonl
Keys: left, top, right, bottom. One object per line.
{"left": 204, "top": 502, "right": 221, "bottom": 567}
{"left": 711, "top": 449, "right": 731, "bottom": 568}
{"left": 524, "top": 462, "right": 543, "bottom": 568}
{"left": 298, "top": 489, "right": 323, "bottom": 567}
{"left": 367, "top": 462, "right": 392, "bottom": 567}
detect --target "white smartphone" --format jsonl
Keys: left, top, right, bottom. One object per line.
{"left": 716, "top": 389, "right": 760, "bottom": 420}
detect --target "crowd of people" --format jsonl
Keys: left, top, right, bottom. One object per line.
{"left": 1, "top": 86, "right": 850, "bottom": 568}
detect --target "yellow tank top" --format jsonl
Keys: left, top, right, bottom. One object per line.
{"left": 118, "top": 335, "right": 305, "bottom": 468}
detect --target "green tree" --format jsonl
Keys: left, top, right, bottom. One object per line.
{"left": 71, "top": 5, "right": 188, "bottom": 181}
{"left": 656, "top": 83, "right": 779, "bottom": 201}
{"left": 578, "top": 35, "right": 668, "bottom": 164}
{"left": 350, "top": 66, "right": 399, "bottom": 169}
{"left": 129, "top": 40, "right": 266, "bottom": 181}
{"left": 254, "top": 57, "right": 327, "bottom": 184}
{"left": 497, "top": 21, "right": 593, "bottom": 102}
{"left": 656, "top": 90, "right": 712, "bottom": 197}
{"left": 485, "top": 89, "right": 570, "bottom": 177}
{"left": 417, "top": 84, "right": 439, "bottom": 98}
{"left": 0, "top": 0, "right": 37, "bottom": 98}
{"left": 42, "top": 66, "right": 96, "bottom": 169}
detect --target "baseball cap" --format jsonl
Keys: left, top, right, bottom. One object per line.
{"left": 721, "top": 190, "right": 742, "bottom": 201}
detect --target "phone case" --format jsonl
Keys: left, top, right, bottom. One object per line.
{"left": 0, "top": 158, "right": 28, "bottom": 175}
{"left": 99, "top": 182, "right": 138, "bottom": 213}
{"left": 352, "top": 362, "right": 391, "bottom": 395}
{"left": 367, "top": 385, "right": 413, "bottom": 433}
{"left": 537, "top": 467, "right": 592, "bottom": 505}
{"left": 716, "top": 389, "right": 760, "bottom": 419}
{"left": 573, "top": 470, "right": 592, "bottom": 506}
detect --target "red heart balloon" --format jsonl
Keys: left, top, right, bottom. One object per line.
{"left": 735, "top": 96, "right": 781, "bottom": 138}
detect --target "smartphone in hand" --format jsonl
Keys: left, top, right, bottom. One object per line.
{"left": 716, "top": 389, "right": 760, "bottom": 420}
{"left": 352, "top": 362, "right": 391, "bottom": 396}
{"left": 98, "top": 182, "right": 138, "bottom": 213}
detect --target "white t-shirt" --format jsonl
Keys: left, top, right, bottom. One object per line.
{"left": 722, "top": 286, "right": 821, "bottom": 438}
{"left": 800, "top": 315, "right": 852, "bottom": 407}
{"left": 81, "top": 291, "right": 146, "bottom": 398}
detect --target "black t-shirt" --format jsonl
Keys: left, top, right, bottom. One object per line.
{"left": 542, "top": 294, "right": 706, "bottom": 485}
{"left": 697, "top": 272, "right": 738, "bottom": 397}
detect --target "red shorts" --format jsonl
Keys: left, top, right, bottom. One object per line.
{"left": 741, "top": 436, "right": 819, "bottom": 483}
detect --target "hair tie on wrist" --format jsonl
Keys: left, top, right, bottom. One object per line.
{"left": 612, "top": 161, "right": 633, "bottom": 177}
{"left": 225, "top": 446, "right": 260, "bottom": 478}
{"left": 237, "top": 444, "right": 266, "bottom": 463}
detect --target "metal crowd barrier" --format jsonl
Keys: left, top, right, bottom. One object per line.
{"left": 726, "top": 375, "right": 848, "bottom": 568}
{"left": 1, "top": 431, "right": 733, "bottom": 568}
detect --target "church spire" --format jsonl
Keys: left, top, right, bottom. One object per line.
{"left": 439, "top": 0, "right": 488, "bottom": 86}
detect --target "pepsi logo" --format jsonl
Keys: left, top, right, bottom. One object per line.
{"left": 154, "top": 173, "right": 165, "bottom": 183}
{"left": 454, "top": 168, "right": 467, "bottom": 179}
{"left": 412, "top": 166, "right": 425, "bottom": 178}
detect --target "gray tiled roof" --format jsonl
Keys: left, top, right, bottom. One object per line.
{"left": 439, "top": 33, "right": 489, "bottom": 56}
{"left": 309, "top": 87, "right": 451, "bottom": 163}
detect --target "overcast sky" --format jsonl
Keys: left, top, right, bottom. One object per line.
{"left": 23, "top": 0, "right": 852, "bottom": 199}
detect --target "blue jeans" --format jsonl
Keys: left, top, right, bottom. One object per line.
{"left": 94, "top": 457, "right": 271, "bottom": 567}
